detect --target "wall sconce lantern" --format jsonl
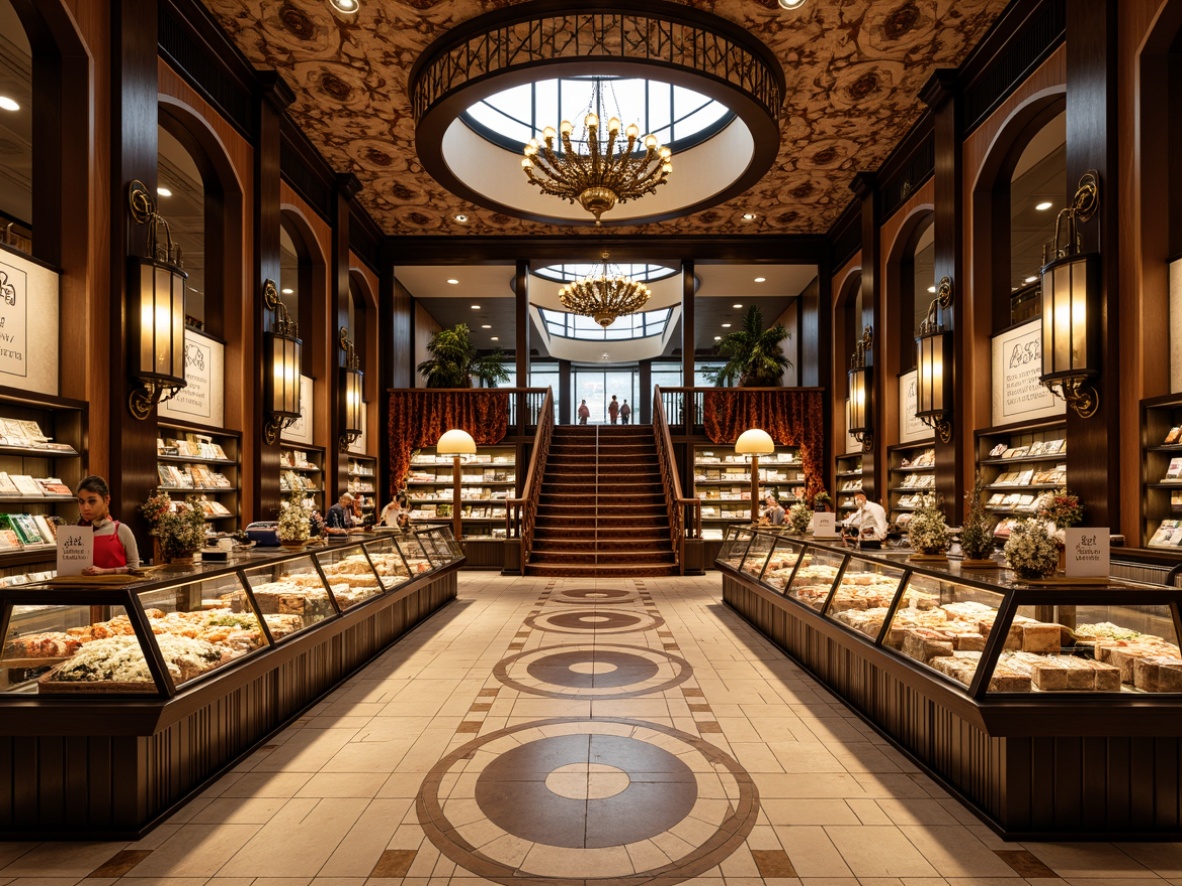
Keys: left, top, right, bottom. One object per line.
{"left": 338, "top": 327, "right": 364, "bottom": 451}
{"left": 1040, "top": 171, "right": 1101, "bottom": 418}
{"left": 437, "top": 428, "right": 477, "bottom": 540}
{"left": 915, "top": 275, "right": 953, "bottom": 443}
{"left": 262, "top": 280, "right": 302, "bottom": 445}
{"left": 735, "top": 427, "right": 775, "bottom": 524}
{"left": 127, "top": 180, "right": 187, "bottom": 420}
{"left": 847, "top": 325, "right": 873, "bottom": 451}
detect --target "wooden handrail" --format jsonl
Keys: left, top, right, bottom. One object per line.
{"left": 653, "top": 385, "right": 701, "bottom": 574}
{"left": 506, "top": 387, "right": 554, "bottom": 562}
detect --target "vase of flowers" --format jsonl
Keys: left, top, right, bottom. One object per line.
{"left": 1003, "top": 519, "right": 1060, "bottom": 580}
{"left": 142, "top": 491, "right": 206, "bottom": 563}
{"left": 277, "top": 479, "right": 311, "bottom": 548}
{"left": 812, "top": 490, "right": 832, "bottom": 512}
{"left": 788, "top": 500, "right": 813, "bottom": 535}
{"left": 960, "top": 473, "right": 998, "bottom": 567}
{"left": 908, "top": 493, "right": 950, "bottom": 559}
{"left": 1036, "top": 489, "right": 1083, "bottom": 573}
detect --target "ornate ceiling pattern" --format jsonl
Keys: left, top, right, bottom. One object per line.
{"left": 202, "top": 0, "right": 1010, "bottom": 237}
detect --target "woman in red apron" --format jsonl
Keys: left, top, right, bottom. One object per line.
{"left": 76, "top": 475, "right": 140, "bottom": 575}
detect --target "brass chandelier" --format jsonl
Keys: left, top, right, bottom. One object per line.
{"left": 558, "top": 252, "right": 652, "bottom": 328}
{"left": 521, "top": 80, "right": 672, "bottom": 225}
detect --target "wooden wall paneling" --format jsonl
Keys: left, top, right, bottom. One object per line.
{"left": 331, "top": 174, "right": 361, "bottom": 488}
{"left": 961, "top": 44, "right": 1066, "bottom": 460}
{"left": 831, "top": 253, "right": 862, "bottom": 484}
{"left": 1121, "top": 1, "right": 1175, "bottom": 544}
{"left": 681, "top": 259, "right": 695, "bottom": 406}
{"left": 350, "top": 254, "right": 380, "bottom": 428}
{"left": 1065, "top": 0, "right": 1119, "bottom": 529}
{"left": 852, "top": 172, "right": 881, "bottom": 497}
{"left": 515, "top": 260, "right": 530, "bottom": 386}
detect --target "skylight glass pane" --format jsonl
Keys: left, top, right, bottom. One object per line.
{"left": 647, "top": 81, "right": 671, "bottom": 138}
{"left": 538, "top": 307, "right": 671, "bottom": 341}
{"left": 534, "top": 79, "right": 558, "bottom": 135}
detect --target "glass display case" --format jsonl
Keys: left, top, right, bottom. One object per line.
{"left": 739, "top": 532, "right": 778, "bottom": 580}
{"left": 314, "top": 545, "right": 385, "bottom": 610}
{"left": 241, "top": 555, "right": 337, "bottom": 636}
{"left": 717, "top": 526, "right": 756, "bottom": 570}
{"left": 420, "top": 525, "right": 464, "bottom": 561}
{"left": 360, "top": 535, "right": 412, "bottom": 590}
{"left": 825, "top": 556, "right": 908, "bottom": 639}
{"left": 784, "top": 546, "right": 845, "bottom": 611}
{"left": 761, "top": 536, "right": 806, "bottom": 591}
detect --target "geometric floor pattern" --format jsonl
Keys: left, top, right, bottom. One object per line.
{"left": 4, "top": 572, "right": 1182, "bottom": 884}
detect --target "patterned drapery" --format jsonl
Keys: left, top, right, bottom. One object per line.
{"left": 702, "top": 389, "right": 826, "bottom": 502}
{"left": 388, "top": 390, "right": 510, "bottom": 498}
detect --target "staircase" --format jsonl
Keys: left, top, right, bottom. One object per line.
{"left": 526, "top": 425, "right": 679, "bottom": 577}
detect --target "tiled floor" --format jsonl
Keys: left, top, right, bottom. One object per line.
{"left": 5, "top": 572, "right": 1182, "bottom": 884}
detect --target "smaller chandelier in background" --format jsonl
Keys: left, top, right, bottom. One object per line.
{"left": 558, "top": 252, "right": 652, "bottom": 328}
{"left": 522, "top": 83, "right": 672, "bottom": 225}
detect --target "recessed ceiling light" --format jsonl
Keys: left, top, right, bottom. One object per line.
{"left": 481, "top": 324, "right": 491, "bottom": 329}
{"left": 1024, "top": 275, "right": 1038, "bottom": 284}
{"left": 471, "top": 304, "right": 481, "bottom": 310}
{"left": 1035, "top": 201, "right": 1053, "bottom": 211}
{"left": 927, "top": 286, "right": 936, "bottom": 293}
{"left": 754, "top": 277, "right": 766, "bottom": 283}
{"left": 778, "top": 0, "right": 806, "bottom": 7}
{"left": 721, "top": 323, "right": 732, "bottom": 328}
{"left": 741, "top": 212, "right": 757, "bottom": 222}
{"left": 454, "top": 214, "right": 469, "bottom": 223}
{"left": 714, "top": 335, "right": 722, "bottom": 341}
{"left": 281, "top": 287, "right": 294, "bottom": 294}
{"left": 157, "top": 187, "right": 172, "bottom": 198}
{"left": 732, "top": 303, "right": 743, "bottom": 309}
{"left": 0, "top": 97, "right": 19, "bottom": 112}
{"left": 446, "top": 278, "right": 459, "bottom": 285}
{"left": 329, "top": 0, "right": 359, "bottom": 12}
{"left": 491, "top": 336, "right": 499, "bottom": 341}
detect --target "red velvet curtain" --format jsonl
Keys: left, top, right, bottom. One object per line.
{"left": 703, "top": 389, "right": 826, "bottom": 502}
{"left": 388, "top": 390, "right": 510, "bottom": 497}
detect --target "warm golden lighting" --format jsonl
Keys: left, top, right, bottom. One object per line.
{"left": 557, "top": 251, "right": 652, "bottom": 328}
{"left": 522, "top": 81, "right": 672, "bottom": 225}
{"left": 915, "top": 279, "right": 953, "bottom": 443}
{"left": 262, "top": 280, "right": 302, "bottom": 445}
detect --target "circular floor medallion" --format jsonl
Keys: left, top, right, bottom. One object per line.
{"left": 417, "top": 717, "right": 759, "bottom": 885}
{"left": 526, "top": 607, "right": 663, "bottom": 635}
{"left": 494, "top": 643, "right": 691, "bottom": 698}
{"left": 551, "top": 587, "right": 640, "bottom": 605}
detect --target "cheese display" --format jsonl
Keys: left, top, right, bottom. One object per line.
{"left": 785, "top": 558, "right": 841, "bottom": 609}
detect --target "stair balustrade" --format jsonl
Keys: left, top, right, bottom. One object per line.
{"left": 653, "top": 386, "right": 702, "bottom": 573}
{"left": 506, "top": 387, "right": 554, "bottom": 563}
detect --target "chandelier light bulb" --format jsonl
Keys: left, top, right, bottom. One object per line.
{"left": 586, "top": 112, "right": 599, "bottom": 129}
{"left": 556, "top": 251, "right": 652, "bottom": 327}
{"left": 330, "top": 0, "right": 359, "bottom": 12}
{"left": 626, "top": 123, "right": 640, "bottom": 139}
{"left": 546, "top": 125, "right": 559, "bottom": 139}
{"left": 608, "top": 117, "right": 621, "bottom": 133}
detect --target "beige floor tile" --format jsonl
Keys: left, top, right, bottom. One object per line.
{"left": 852, "top": 773, "right": 936, "bottom": 799}
{"left": 823, "top": 825, "right": 939, "bottom": 878}
{"left": 1023, "top": 843, "right": 1157, "bottom": 880}
{"left": 1118, "top": 843, "right": 1182, "bottom": 878}
{"left": 760, "top": 798, "right": 863, "bottom": 826}
{"left": 845, "top": 798, "right": 895, "bottom": 825}
{"left": 217, "top": 798, "right": 369, "bottom": 878}
{"left": 0, "top": 844, "right": 129, "bottom": 878}
{"left": 217, "top": 771, "right": 314, "bottom": 798}
{"left": 127, "top": 824, "right": 262, "bottom": 877}
{"left": 188, "top": 797, "right": 289, "bottom": 824}
{"left": 294, "top": 772, "right": 384, "bottom": 799}
{"left": 876, "top": 798, "right": 966, "bottom": 826}
{"left": 898, "top": 825, "right": 1017, "bottom": 878}
{"left": 772, "top": 826, "right": 854, "bottom": 878}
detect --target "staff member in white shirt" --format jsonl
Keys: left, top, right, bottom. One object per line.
{"left": 843, "top": 491, "right": 888, "bottom": 548}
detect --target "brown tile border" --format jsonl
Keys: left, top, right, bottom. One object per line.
{"left": 995, "top": 849, "right": 1056, "bottom": 878}
{"left": 456, "top": 721, "right": 483, "bottom": 733}
{"left": 370, "top": 848, "right": 417, "bottom": 878}
{"left": 751, "top": 849, "right": 797, "bottom": 878}
{"left": 687, "top": 703, "right": 711, "bottom": 712}
{"left": 88, "top": 850, "right": 152, "bottom": 878}
{"left": 697, "top": 721, "right": 723, "bottom": 733}
{"left": 469, "top": 702, "right": 493, "bottom": 712}
{"left": 682, "top": 687, "right": 705, "bottom": 697}
{"left": 478, "top": 687, "right": 499, "bottom": 697}
{"left": 491, "top": 643, "right": 694, "bottom": 699}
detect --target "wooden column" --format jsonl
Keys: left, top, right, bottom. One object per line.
{"left": 329, "top": 173, "right": 361, "bottom": 496}
{"left": 639, "top": 360, "right": 652, "bottom": 424}
{"left": 109, "top": 0, "right": 161, "bottom": 553}
{"left": 921, "top": 69, "right": 965, "bottom": 521}
{"left": 379, "top": 242, "right": 405, "bottom": 501}
{"left": 1065, "top": 0, "right": 1119, "bottom": 528}
{"left": 251, "top": 73, "right": 294, "bottom": 524}
{"left": 558, "top": 360, "right": 571, "bottom": 425}
{"left": 681, "top": 259, "right": 695, "bottom": 434}
{"left": 515, "top": 260, "right": 530, "bottom": 387}
{"left": 850, "top": 172, "right": 880, "bottom": 501}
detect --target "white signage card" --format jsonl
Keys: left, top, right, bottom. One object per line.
{"left": 898, "top": 370, "right": 929, "bottom": 444}
{"left": 991, "top": 319, "right": 1065, "bottom": 426}
{"left": 160, "top": 330, "right": 225, "bottom": 427}
{"left": 348, "top": 407, "right": 368, "bottom": 455}
{"left": 812, "top": 511, "right": 838, "bottom": 538}
{"left": 282, "top": 375, "right": 315, "bottom": 444}
{"left": 56, "top": 526, "right": 93, "bottom": 576}
{"left": 1065, "top": 528, "right": 1109, "bottom": 578}
{"left": 0, "top": 250, "right": 59, "bottom": 396}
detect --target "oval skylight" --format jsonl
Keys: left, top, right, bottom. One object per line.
{"left": 533, "top": 262, "right": 678, "bottom": 285}
{"left": 463, "top": 76, "right": 733, "bottom": 156}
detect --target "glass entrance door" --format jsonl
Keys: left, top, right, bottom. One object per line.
{"left": 572, "top": 369, "right": 638, "bottom": 424}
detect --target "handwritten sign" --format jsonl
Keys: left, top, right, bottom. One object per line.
{"left": 898, "top": 370, "right": 929, "bottom": 443}
{"left": 160, "top": 330, "right": 225, "bottom": 427}
{"left": 56, "top": 526, "right": 93, "bottom": 576}
{"left": 1065, "top": 528, "right": 1109, "bottom": 578}
{"left": 0, "top": 250, "right": 59, "bottom": 395}
{"left": 282, "top": 375, "right": 315, "bottom": 444}
{"left": 991, "top": 320, "right": 1064, "bottom": 426}
{"left": 812, "top": 511, "right": 839, "bottom": 538}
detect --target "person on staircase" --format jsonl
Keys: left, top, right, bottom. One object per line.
{"left": 608, "top": 395, "right": 620, "bottom": 424}
{"left": 620, "top": 400, "right": 631, "bottom": 424}
{"left": 577, "top": 400, "right": 590, "bottom": 425}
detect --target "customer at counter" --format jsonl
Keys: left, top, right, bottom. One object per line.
{"left": 325, "top": 492, "right": 357, "bottom": 536}
{"left": 843, "top": 491, "right": 887, "bottom": 549}
{"left": 76, "top": 474, "right": 140, "bottom": 574}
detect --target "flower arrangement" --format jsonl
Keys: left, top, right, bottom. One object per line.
{"left": 788, "top": 500, "right": 813, "bottom": 534}
{"left": 1003, "top": 519, "right": 1060, "bottom": 579}
{"left": 960, "top": 474, "right": 996, "bottom": 562}
{"left": 908, "top": 493, "right": 950, "bottom": 556}
{"left": 1037, "top": 489, "right": 1084, "bottom": 530}
{"left": 812, "top": 490, "right": 832, "bottom": 511}
{"left": 142, "top": 492, "right": 206, "bottom": 561}
{"left": 277, "top": 474, "right": 311, "bottom": 544}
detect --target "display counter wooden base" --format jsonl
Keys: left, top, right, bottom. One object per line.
{"left": 0, "top": 562, "right": 460, "bottom": 840}
{"left": 722, "top": 570, "right": 1182, "bottom": 840}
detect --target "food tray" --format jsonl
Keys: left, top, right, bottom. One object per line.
{"left": 37, "top": 669, "right": 156, "bottom": 693}
{"left": 0, "top": 656, "right": 70, "bottom": 669}
{"left": 42, "top": 574, "right": 142, "bottom": 586}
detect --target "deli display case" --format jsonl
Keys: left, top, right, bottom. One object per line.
{"left": 717, "top": 526, "right": 1182, "bottom": 839}
{"left": 0, "top": 530, "right": 463, "bottom": 838}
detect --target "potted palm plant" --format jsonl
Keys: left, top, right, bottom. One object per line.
{"left": 706, "top": 305, "right": 792, "bottom": 386}
{"left": 418, "top": 323, "right": 510, "bottom": 388}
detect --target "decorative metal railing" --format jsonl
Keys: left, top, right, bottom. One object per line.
{"left": 653, "top": 386, "right": 700, "bottom": 571}
{"left": 506, "top": 387, "right": 554, "bottom": 561}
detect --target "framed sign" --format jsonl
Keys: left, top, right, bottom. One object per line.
{"left": 160, "top": 330, "right": 225, "bottom": 427}
{"left": 282, "top": 375, "right": 315, "bottom": 445}
{"left": 898, "top": 370, "right": 929, "bottom": 444}
{"left": 0, "top": 250, "right": 59, "bottom": 396}
{"left": 991, "top": 320, "right": 1064, "bottom": 426}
